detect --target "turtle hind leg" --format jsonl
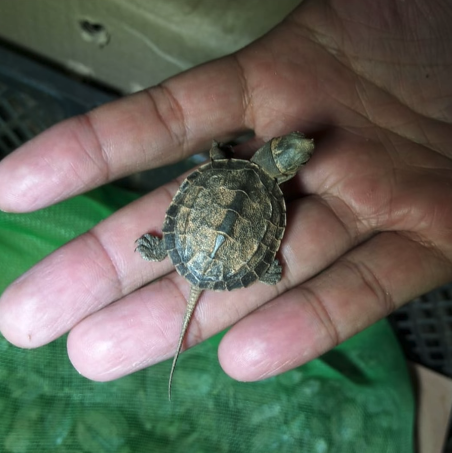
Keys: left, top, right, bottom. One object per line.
{"left": 135, "top": 233, "right": 167, "bottom": 261}
{"left": 259, "top": 259, "right": 282, "bottom": 285}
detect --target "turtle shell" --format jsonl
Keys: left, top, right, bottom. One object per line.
{"left": 162, "top": 158, "right": 286, "bottom": 291}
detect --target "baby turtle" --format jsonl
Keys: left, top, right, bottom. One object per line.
{"left": 136, "top": 132, "right": 314, "bottom": 399}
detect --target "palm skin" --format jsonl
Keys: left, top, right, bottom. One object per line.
{"left": 0, "top": 0, "right": 451, "bottom": 384}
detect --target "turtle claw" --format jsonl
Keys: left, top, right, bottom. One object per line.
{"left": 135, "top": 233, "right": 167, "bottom": 262}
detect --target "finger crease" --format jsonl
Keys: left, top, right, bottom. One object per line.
{"left": 85, "top": 229, "right": 127, "bottom": 299}
{"left": 232, "top": 53, "right": 254, "bottom": 130}
{"left": 75, "top": 113, "right": 111, "bottom": 184}
{"left": 302, "top": 286, "right": 340, "bottom": 348}
{"left": 321, "top": 193, "right": 367, "bottom": 239}
{"left": 149, "top": 84, "right": 189, "bottom": 161}
{"left": 341, "top": 257, "right": 395, "bottom": 316}
{"left": 399, "top": 230, "right": 452, "bottom": 272}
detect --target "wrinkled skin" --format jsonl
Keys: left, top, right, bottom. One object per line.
{"left": 0, "top": 0, "right": 451, "bottom": 383}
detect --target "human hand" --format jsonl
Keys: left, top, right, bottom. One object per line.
{"left": 0, "top": 0, "right": 451, "bottom": 383}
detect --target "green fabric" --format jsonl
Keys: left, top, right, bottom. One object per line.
{"left": 0, "top": 185, "right": 414, "bottom": 452}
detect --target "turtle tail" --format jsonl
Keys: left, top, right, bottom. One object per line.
{"left": 168, "top": 285, "right": 203, "bottom": 401}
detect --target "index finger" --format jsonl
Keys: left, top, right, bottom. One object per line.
{"left": 0, "top": 56, "right": 249, "bottom": 213}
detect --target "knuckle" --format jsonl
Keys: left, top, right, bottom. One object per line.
{"left": 340, "top": 257, "right": 395, "bottom": 316}
{"left": 145, "top": 84, "right": 189, "bottom": 161}
{"left": 302, "top": 287, "right": 341, "bottom": 348}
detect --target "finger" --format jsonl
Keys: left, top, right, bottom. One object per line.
{"left": 0, "top": 126, "right": 348, "bottom": 349}
{"left": 218, "top": 230, "right": 452, "bottom": 381}
{"left": 0, "top": 57, "right": 250, "bottom": 213}
{"left": 0, "top": 125, "right": 361, "bottom": 350}
{"left": 0, "top": 183, "right": 178, "bottom": 347}
{"left": 61, "top": 195, "right": 360, "bottom": 380}
{"left": 66, "top": 274, "right": 269, "bottom": 381}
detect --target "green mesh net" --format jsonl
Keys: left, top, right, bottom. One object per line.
{"left": 0, "top": 184, "right": 414, "bottom": 452}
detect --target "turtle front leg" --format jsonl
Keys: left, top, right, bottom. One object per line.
{"left": 135, "top": 234, "right": 167, "bottom": 261}
{"left": 210, "top": 141, "right": 233, "bottom": 161}
{"left": 259, "top": 259, "right": 282, "bottom": 285}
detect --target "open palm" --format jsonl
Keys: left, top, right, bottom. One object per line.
{"left": 0, "top": 0, "right": 451, "bottom": 383}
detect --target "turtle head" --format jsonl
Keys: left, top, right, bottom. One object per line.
{"left": 251, "top": 132, "right": 314, "bottom": 184}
